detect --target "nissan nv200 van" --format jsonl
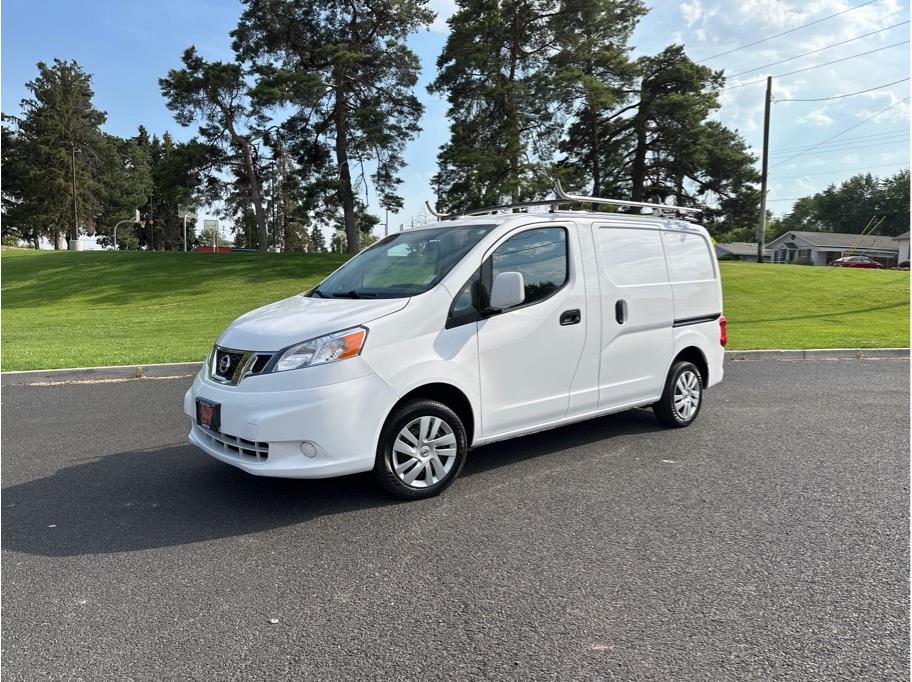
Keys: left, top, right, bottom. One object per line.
{"left": 185, "top": 188, "right": 726, "bottom": 499}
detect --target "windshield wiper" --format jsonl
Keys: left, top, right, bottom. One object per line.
{"left": 310, "top": 288, "right": 328, "bottom": 298}
{"left": 328, "top": 289, "right": 381, "bottom": 299}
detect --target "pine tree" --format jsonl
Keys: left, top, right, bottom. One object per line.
{"left": 430, "top": 0, "right": 560, "bottom": 212}
{"left": 551, "top": 0, "right": 646, "bottom": 197}
{"left": 8, "top": 59, "right": 107, "bottom": 248}
{"left": 94, "top": 132, "right": 152, "bottom": 247}
{"left": 160, "top": 47, "right": 271, "bottom": 251}
{"left": 233, "top": 0, "right": 433, "bottom": 253}
{"left": 557, "top": 44, "right": 758, "bottom": 231}
{"left": 309, "top": 224, "right": 326, "bottom": 253}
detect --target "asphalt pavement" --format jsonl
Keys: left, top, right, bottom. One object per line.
{"left": 1, "top": 359, "right": 908, "bottom": 680}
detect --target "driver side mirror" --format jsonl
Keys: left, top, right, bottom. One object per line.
{"left": 488, "top": 271, "right": 525, "bottom": 310}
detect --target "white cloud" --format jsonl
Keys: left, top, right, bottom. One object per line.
{"left": 681, "top": 0, "right": 704, "bottom": 27}
{"left": 797, "top": 108, "right": 835, "bottom": 126}
{"left": 853, "top": 94, "right": 911, "bottom": 123}
{"left": 736, "top": 0, "right": 810, "bottom": 29}
{"left": 636, "top": 0, "right": 911, "bottom": 216}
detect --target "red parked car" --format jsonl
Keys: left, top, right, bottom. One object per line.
{"left": 830, "top": 255, "right": 884, "bottom": 269}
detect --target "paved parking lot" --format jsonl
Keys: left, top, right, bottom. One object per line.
{"left": 2, "top": 359, "right": 908, "bottom": 680}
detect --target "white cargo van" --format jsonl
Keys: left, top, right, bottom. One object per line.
{"left": 185, "top": 186, "right": 726, "bottom": 499}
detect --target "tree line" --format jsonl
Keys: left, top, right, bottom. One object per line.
{"left": 4, "top": 0, "right": 887, "bottom": 254}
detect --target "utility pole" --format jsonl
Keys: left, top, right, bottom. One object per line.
{"left": 757, "top": 76, "right": 772, "bottom": 264}
{"left": 385, "top": 208, "right": 389, "bottom": 237}
{"left": 71, "top": 142, "right": 78, "bottom": 244}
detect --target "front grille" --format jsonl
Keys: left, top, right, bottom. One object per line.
{"left": 197, "top": 425, "right": 269, "bottom": 461}
{"left": 214, "top": 349, "right": 244, "bottom": 381}
{"left": 210, "top": 347, "right": 274, "bottom": 385}
{"left": 250, "top": 354, "right": 271, "bottom": 373}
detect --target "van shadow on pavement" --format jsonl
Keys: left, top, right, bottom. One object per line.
{"left": 2, "top": 409, "right": 662, "bottom": 558}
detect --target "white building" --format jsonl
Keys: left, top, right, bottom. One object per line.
{"left": 765, "top": 231, "right": 900, "bottom": 267}
{"left": 37, "top": 235, "right": 106, "bottom": 250}
{"left": 715, "top": 242, "right": 771, "bottom": 261}
{"left": 894, "top": 231, "right": 909, "bottom": 264}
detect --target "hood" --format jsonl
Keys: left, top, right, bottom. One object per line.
{"left": 216, "top": 294, "right": 409, "bottom": 351}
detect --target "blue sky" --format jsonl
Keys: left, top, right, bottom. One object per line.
{"left": 2, "top": 0, "right": 909, "bottom": 232}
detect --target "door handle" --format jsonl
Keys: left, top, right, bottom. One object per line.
{"left": 615, "top": 300, "right": 627, "bottom": 324}
{"left": 559, "top": 309, "right": 581, "bottom": 326}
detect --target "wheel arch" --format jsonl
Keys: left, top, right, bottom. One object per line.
{"left": 388, "top": 382, "right": 477, "bottom": 445}
{"left": 672, "top": 345, "right": 709, "bottom": 386}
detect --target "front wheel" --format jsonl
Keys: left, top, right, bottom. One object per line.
{"left": 373, "top": 399, "right": 468, "bottom": 500}
{"left": 654, "top": 361, "right": 703, "bottom": 428}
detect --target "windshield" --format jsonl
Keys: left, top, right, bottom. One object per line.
{"left": 312, "top": 224, "right": 495, "bottom": 299}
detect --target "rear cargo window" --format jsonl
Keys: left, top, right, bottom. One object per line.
{"left": 662, "top": 231, "right": 716, "bottom": 282}
{"left": 596, "top": 227, "right": 667, "bottom": 286}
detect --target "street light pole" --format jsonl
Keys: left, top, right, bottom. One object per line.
{"left": 183, "top": 215, "right": 188, "bottom": 252}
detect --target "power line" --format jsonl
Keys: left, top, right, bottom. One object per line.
{"left": 769, "top": 129, "right": 909, "bottom": 153}
{"left": 727, "top": 20, "right": 909, "bottom": 78}
{"left": 769, "top": 136, "right": 909, "bottom": 157}
{"left": 695, "top": 0, "right": 879, "bottom": 63}
{"left": 774, "top": 77, "right": 910, "bottom": 102}
{"left": 723, "top": 41, "right": 909, "bottom": 90}
{"left": 769, "top": 134, "right": 909, "bottom": 158}
{"left": 774, "top": 161, "right": 909, "bottom": 179}
{"left": 770, "top": 131, "right": 909, "bottom": 151}
{"left": 770, "top": 96, "right": 911, "bottom": 169}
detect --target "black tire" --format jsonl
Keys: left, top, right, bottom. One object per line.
{"left": 653, "top": 361, "right": 704, "bottom": 428}
{"left": 373, "top": 399, "right": 468, "bottom": 500}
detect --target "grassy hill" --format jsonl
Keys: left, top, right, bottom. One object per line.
{"left": 2, "top": 248, "right": 908, "bottom": 370}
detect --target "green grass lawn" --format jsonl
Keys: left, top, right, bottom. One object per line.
{"left": 719, "top": 260, "right": 909, "bottom": 350}
{"left": 1, "top": 249, "right": 348, "bottom": 371}
{"left": 1, "top": 248, "right": 908, "bottom": 370}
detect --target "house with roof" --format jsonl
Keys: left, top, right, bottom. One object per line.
{"left": 765, "top": 231, "right": 900, "bottom": 267}
{"left": 714, "top": 242, "right": 771, "bottom": 261}
{"left": 894, "top": 231, "right": 909, "bottom": 264}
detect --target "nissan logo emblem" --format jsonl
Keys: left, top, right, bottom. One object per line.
{"left": 218, "top": 355, "right": 232, "bottom": 375}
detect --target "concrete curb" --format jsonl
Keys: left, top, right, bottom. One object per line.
{"left": 726, "top": 348, "right": 909, "bottom": 360}
{"left": 1, "top": 361, "right": 202, "bottom": 386}
{"left": 2, "top": 349, "right": 907, "bottom": 386}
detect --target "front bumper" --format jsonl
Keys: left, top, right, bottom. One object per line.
{"left": 183, "top": 370, "right": 399, "bottom": 479}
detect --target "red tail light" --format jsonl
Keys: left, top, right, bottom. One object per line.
{"left": 719, "top": 315, "right": 728, "bottom": 347}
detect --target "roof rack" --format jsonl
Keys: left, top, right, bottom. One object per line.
{"left": 425, "top": 180, "right": 703, "bottom": 222}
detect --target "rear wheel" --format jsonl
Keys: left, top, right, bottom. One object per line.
{"left": 654, "top": 361, "right": 703, "bottom": 428}
{"left": 373, "top": 399, "right": 467, "bottom": 500}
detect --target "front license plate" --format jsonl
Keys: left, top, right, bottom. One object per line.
{"left": 196, "top": 398, "right": 220, "bottom": 431}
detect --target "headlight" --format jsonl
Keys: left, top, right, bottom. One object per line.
{"left": 272, "top": 326, "right": 367, "bottom": 372}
